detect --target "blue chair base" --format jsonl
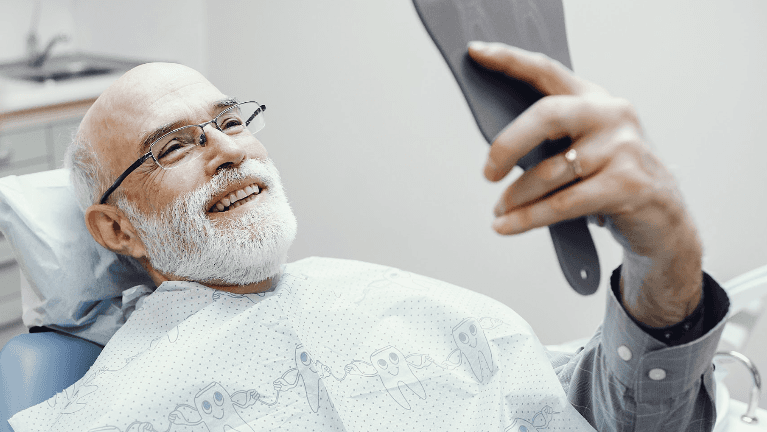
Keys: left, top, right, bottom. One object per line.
{"left": 0, "top": 332, "right": 102, "bottom": 432}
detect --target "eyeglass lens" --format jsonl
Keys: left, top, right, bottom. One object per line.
{"left": 150, "top": 102, "right": 265, "bottom": 169}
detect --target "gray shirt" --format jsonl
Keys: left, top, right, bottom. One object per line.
{"left": 548, "top": 267, "right": 728, "bottom": 431}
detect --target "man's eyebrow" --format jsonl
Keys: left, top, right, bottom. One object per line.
{"left": 214, "top": 97, "right": 240, "bottom": 109}
{"left": 138, "top": 97, "right": 242, "bottom": 154}
{"left": 139, "top": 120, "right": 189, "bottom": 155}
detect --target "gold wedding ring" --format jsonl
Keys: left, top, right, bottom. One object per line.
{"left": 565, "top": 148, "right": 583, "bottom": 177}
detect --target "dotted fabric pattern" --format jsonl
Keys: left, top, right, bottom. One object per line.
{"left": 10, "top": 257, "right": 596, "bottom": 432}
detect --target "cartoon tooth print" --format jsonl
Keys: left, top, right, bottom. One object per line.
{"left": 149, "top": 324, "right": 180, "bottom": 351}
{"left": 169, "top": 382, "right": 259, "bottom": 432}
{"left": 507, "top": 418, "right": 540, "bottom": 432}
{"left": 273, "top": 344, "right": 331, "bottom": 413}
{"left": 125, "top": 422, "right": 156, "bottom": 432}
{"left": 88, "top": 422, "right": 158, "bottom": 432}
{"left": 531, "top": 405, "right": 558, "bottom": 428}
{"left": 370, "top": 345, "right": 427, "bottom": 410}
{"left": 478, "top": 316, "right": 505, "bottom": 330}
{"left": 357, "top": 268, "right": 440, "bottom": 303}
{"left": 506, "top": 405, "right": 560, "bottom": 431}
{"left": 46, "top": 378, "right": 98, "bottom": 414}
{"left": 452, "top": 317, "right": 495, "bottom": 383}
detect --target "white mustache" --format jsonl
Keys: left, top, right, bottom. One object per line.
{"left": 181, "top": 158, "right": 280, "bottom": 216}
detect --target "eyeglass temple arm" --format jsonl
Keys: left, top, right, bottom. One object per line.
{"left": 99, "top": 152, "right": 153, "bottom": 204}
{"left": 245, "top": 104, "right": 266, "bottom": 126}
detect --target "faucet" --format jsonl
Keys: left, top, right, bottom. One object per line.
{"left": 714, "top": 351, "right": 762, "bottom": 424}
{"left": 28, "top": 33, "right": 69, "bottom": 68}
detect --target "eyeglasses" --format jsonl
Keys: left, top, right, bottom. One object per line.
{"left": 98, "top": 101, "right": 266, "bottom": 205}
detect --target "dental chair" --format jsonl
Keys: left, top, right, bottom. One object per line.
{"left": 0, "top": 327, "right": 103, "bottom": 432}
{"left": 0, "top": 169, "right": 765, "bottom": 432}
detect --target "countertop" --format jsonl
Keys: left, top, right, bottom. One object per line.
{"left": 0, "top": 73, "right": 120, "bottom": 115}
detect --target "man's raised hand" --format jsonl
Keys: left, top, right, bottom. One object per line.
{"left": 468, "top": 41, "right": 703, "bottom": 327}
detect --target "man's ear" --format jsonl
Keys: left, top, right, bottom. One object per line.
{"left": 84, "top": 204, "right": 148, "bottom": 259}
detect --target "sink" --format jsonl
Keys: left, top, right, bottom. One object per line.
{"left": 0, "top": 53, "right": 146, "bottom": 83}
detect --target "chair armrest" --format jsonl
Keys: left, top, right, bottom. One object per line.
{"left": 0, "top": 332, "right": 102, "bottom": 432}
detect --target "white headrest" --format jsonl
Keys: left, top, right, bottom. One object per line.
{"left": 0, "top": 169, "right": 154, "bottom": 345}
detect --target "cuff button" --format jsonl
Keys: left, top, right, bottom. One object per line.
{"left": 648, "top": 368, "right": 667, "bottom": 381}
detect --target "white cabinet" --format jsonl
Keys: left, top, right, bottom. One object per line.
{"left": 0, "top": 118, "right": 81, "bottom": 174}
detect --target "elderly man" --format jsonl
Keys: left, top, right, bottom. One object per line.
{"left": 9, "top": 43, "right": 728, "bottom": 432}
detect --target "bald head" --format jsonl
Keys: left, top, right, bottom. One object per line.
{"left": 68, "top": 62, "right": 232, "bottom": 209}
{"left": 80, "top": 63, "right": 219, "bottom": 177}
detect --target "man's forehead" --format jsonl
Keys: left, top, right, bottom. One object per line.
{"left": 109, "top": 63, "right": 224, "bottom": 120}
{"left": 80, "top": 63, "right": 227, "bottom": 169}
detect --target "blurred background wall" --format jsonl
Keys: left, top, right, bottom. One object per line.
{"left": 0, "top": 0, "right": 207, "bottom": 74}
{"left": 1, "top": 0, "right": 765, "bottom": 407}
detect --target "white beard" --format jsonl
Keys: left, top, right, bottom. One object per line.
{"left": 118, "top": 158, "right": 297, "bottom": 286}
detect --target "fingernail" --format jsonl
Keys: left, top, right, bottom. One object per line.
{"left": 492, "top": 217, "right": 505, "bottom": 232}
{"left": 468, "top": 41, "right": 488, "bottom": 51}
{"left": 484, "top": 159, "right": 497, "bottom": 179}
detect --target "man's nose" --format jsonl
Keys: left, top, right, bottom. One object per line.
{"left": 201, "top": 125, "right": 267, "bottom": 175}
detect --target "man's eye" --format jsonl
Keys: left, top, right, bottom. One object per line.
{"left": 222, "top": 119, "right": 243, "bottom": 129}
{"left": 155, "top": 137, "right": 197, "bottom": 165}
{"left": 219, "top": 115, "right": 245, "bottom": 133}
{"left": 158, "top": 142, "right": 183, "bottom": 159}
{"left": 222, "top": 121, "right": 245, "bottom": 134}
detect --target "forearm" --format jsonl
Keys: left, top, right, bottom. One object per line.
{"left": 619, "top": 219, "right": 704, "bottom": 328}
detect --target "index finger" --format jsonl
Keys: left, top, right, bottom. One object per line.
{"left": 484, "top": 94, "right": 607, "bottom": 181}
{"left": 467, "top": 41, "right": 591, "bottom": 96}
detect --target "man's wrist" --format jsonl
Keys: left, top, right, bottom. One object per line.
{"left": 619, "top": 222, "right": 703, "bottom": 328}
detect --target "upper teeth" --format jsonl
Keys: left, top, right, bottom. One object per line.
{"left": 210, "top": 184, "right": 261, "bottom": 212}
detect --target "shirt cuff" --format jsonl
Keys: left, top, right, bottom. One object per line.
{"left": 601, "top": 266, "right": 730, "bottom": 403}
{"left": 611, "top": 265, "right": 730, "bottom": 346}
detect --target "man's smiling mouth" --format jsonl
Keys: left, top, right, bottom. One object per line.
{"left": 208, "top": 183, "right": 262, "bottom": 213}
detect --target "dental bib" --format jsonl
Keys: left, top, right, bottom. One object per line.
{"left": 10, "top": 257, "right": 595, "bottom": 432}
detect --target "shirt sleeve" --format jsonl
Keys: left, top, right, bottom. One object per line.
{"left": 546, "top": 266, "right": 730, "bottom": 432}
